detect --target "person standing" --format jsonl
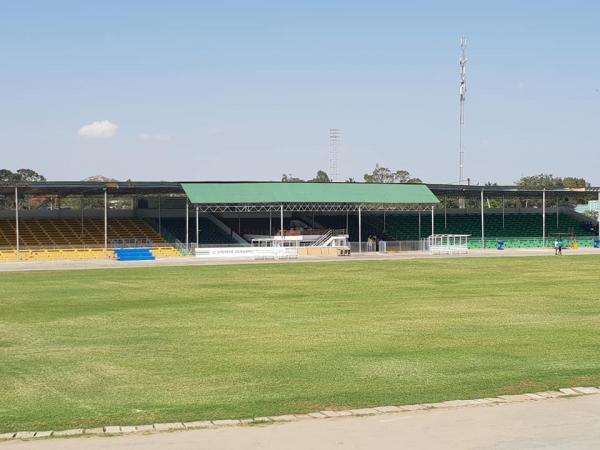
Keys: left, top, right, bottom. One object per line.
{"left": 558, "top": 239, "right": 563, "bottom": 255}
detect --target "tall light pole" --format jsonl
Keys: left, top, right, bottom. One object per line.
{"left": 329, "top": 128, "right": 341, "bottom": 182}
{"left": 458, "top": 37, "right": 468, "bottom": 185}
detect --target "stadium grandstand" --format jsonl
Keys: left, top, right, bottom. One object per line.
{"left": 0, "top": 180, "right": 599, "bottom": 261}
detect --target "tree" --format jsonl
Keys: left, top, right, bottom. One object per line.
{"left": 0, "top": 169, "right": 17, "bottom": 182}
{"left": 281, "top": 173, "right": 304, "bottom": 182}
{"left": 515, "top": 174, "right": 589, "bottom": 189}
{"left": 281, "top": 170, "right": 332, "bottom": 183}
{"left": 363, "top": 164, "right": 422, "bottom": 183}
{"left": 16, "top": 169, "right": 46, "bottom": 182}
{"left": 0, "top": 168, "right": 46, "bottom": 182}
{"left": 308, "top": 170, "right": 331, "bottom": 183}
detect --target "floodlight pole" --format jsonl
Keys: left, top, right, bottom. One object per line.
{"left": 542, "top": 189, "right": 546, "bottom": 246}
{"left": 195, "top": 206, "right": 199, "bottom": 247}
{"left": 480, "top": 189, "right": 485, "bottom": 250}
{"left": 15, "top": 186, "right": 19, "bottom": 261}
{"left": 104, "top": 189, "right": 108, "bottom": 251}
{"left": 358, "top": 206, "right": 362, "bottom": 253}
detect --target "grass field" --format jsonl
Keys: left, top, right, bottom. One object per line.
{"left": 2, "top": 256, "right": 600, "bottom": 432}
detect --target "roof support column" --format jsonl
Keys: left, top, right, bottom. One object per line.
{"left": 556, "top": 195, "right": 559, "bottom": 229}
{"left": 597, "top": 191, "right": 600, "bottom": 241}
{"left": 542, "top": 189, "right": 546, "bottom": 246}
{"left": 431, "top": 206, "right": 435, "bottom": 236}
{"left": 104, "top": 189, "right": 108, "bottom": 251}
{"left": 196, "top": 206, "right": 199, "bottom": 247}
{"left": 269, "top": 211, "right": 272, "bottom": 237}
{"left": 480, "top": 189, "right": 485, "bottom": 250}
{"left": 358, "top": 206, "right": 362, "bottom": 253}
{"left": 81, "top": 196, "right": 84, "bottom": 238}
{"left": 346, "top": 210, "right": 349, "bottom": 234}
{"left": 15, "top": 186, "right": 19, "bottom": 261}
{"left": 444, "top": 196, "right": 447, "bottom": 230}
{"left": 418, "top": 210, "right": 421, "bottom": 240}
{"left": 185, "top": 200, "right": 189, "bottom": 249}
{"left": 280, "top": 204, "right": 284, "bottom": 243}
{"left": 502, "top": 196, "right": 505, "bottom": 229}
{"left": 158, "top": 195, "right": 161, "bottom": 234}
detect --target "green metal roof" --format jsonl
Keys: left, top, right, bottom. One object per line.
{"left": 181, "top": 182, "right": 439, "bottom": 205}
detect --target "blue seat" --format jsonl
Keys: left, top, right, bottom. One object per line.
{"left": 114, "top": 248, "right": 156, "bottom": 261}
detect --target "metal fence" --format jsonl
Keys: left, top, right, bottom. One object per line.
{"left": 350, "top": 240, "right": 428, "bottom": 253}
{"left": 378, "top": 240, "right": 428, "bottom": 253}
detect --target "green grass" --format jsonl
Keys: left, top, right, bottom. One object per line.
{"left": 2, "top": 256, "right": 600, "bottom": 432}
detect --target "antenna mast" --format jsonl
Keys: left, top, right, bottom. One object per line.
{"left": 329, "top": 128, "right": 341, "bottom": 181}
{"left": 458, "top": 37, "right": 467, "bottom": 185}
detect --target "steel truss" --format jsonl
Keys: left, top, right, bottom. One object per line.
{"left": 194, "top": 203, "right": 436, "bottom": 213}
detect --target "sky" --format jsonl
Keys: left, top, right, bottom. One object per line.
{"left": 0, "top": 0, "right": 599, "bottom": 185}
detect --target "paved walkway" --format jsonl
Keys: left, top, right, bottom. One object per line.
{"left": 0, "top": 247, "right": 598, "bottom": 272}
{"left": 3, "top": 395, "right": 600, "bottom": 449}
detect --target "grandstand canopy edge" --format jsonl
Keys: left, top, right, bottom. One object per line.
{"left": 180, "top": 182, "right": 439, "bottom": 212}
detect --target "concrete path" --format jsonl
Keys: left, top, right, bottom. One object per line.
{"left": 0, "top": 247, "right": 598, "bottom": 273}
{"left": 3, "top": 395, "right": 600, "bottom": 449}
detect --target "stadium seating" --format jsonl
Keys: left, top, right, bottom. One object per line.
{"left": 316, "top": 212, "right": 593, "bottom": 243}
{"left": 114, "top": 248, "right": 156, "bottom": 261}
{"left": 0, "top": 217, "right": 180, "bottom": 260}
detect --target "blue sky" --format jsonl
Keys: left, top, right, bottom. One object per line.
{"left": 1, "top": 1, "right": 599, "bottom": 184}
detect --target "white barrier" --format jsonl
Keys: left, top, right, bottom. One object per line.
{"left": 428, "top": 234, "right": 470, "bottom": 255}
{"left": 195, "top": 246, "right": 298, "bottom": 260}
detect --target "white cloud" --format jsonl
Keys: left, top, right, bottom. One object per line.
{"left": 78, "top": 120, "right": 118, "bottom": 139}
{"left": 139, "top": 133, "right": 170, "bottom": 141}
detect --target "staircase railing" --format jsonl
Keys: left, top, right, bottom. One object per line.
{"left": 173, "top": 239, "right": 193, "bottom": 256}
{"left": 310, "top": 229, "right": 337, "bottom": 247}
